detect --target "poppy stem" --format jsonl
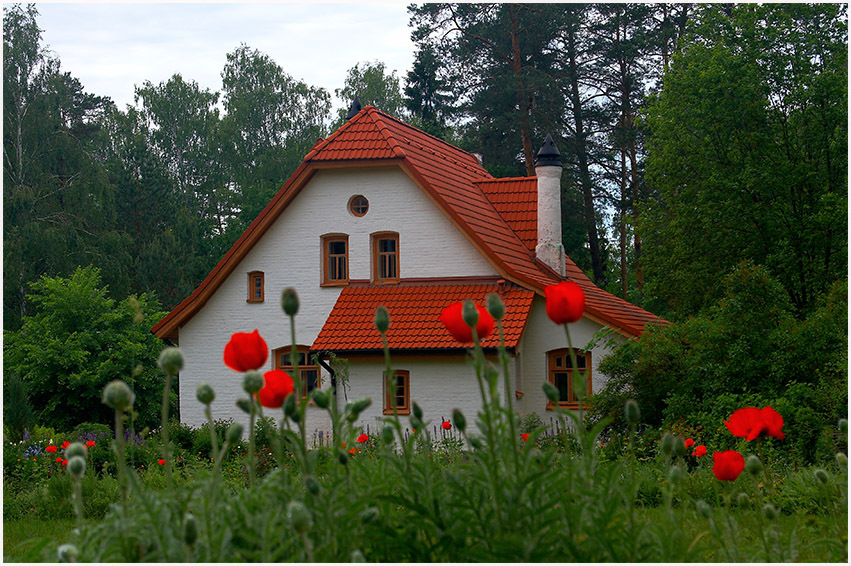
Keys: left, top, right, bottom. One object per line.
{"left": 160, "top": 370, "right": 174, "bottom": 491}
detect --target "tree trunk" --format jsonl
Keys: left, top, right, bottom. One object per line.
{"left": 508, "top": 5, "right": 536, "bottom": 176}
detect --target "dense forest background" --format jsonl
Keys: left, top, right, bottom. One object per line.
{"left": 4, "top": 4, "right": 848, "bottom": 452}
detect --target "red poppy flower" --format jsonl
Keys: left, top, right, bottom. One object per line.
{"left": 257, "top": 370, "right": 295, "bottom": 408}
{"left": 521, "top": 433, "right": 530, "bottom": 442}
{"left": 439, "top": 301, "right": 494, "bottom": 343}
{"left": 56, "top": 457, "right": 63, "bottom": 463}
{"left": 712, "top": 450, "right": 744, "bottom": 481}
{"left": 725, "top": 406, "right": 785, "bottom": 441}
{"left": 61, "top": 441, "right": 70, "bottom": 450}
{"left": 349, "top": 447, "right": 358, "bottom": 454}
{"left": 692, "top": 445, "right": 707, "bottom": 457}
{"left": 61, "top": 460, "right": 68, "bottom": 466}
{"left": 45, "top": 445, "right": 58, "bottom": 453}
{"left": 544, "top": 281, "right": 586, "bottom": 324}
{"left": 223, "top": 329, "right": 269, "bottom": 372}
{"left": 356, "top": 434, "right": 369, "bottom": 443}
{"left": 86, "top": 441, "right": 96, "bottom": 448}
{"left": 441, "top": 421, "right": 451, "bottom": 431}
{"left": 158, "top": 459, "right": 165, "bottom": 465}
{"left": 684, "top": 438, "right": 695, "bottom": 449}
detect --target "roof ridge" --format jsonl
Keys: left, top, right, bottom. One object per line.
{"left": 365, "top": 106, "right": 407, "bottom": 159}
{"left": 474, "top": 176, "right": 537, "bottom": 184}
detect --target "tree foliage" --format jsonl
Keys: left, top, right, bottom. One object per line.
{"left": 334, "top": 60, "right": 404, "bottom": 125}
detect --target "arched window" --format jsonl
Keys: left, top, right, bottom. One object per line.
{"left": 546, "top": 348, "right": 592, "bottom": 409}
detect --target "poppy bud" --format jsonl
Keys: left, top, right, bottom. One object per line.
{"left": 57, "top": 543, "right": 78, "bottom": 562}
{"left": 183, "top": 513, "right": 198, "bottom": 547}
{"left": 542, "top": 382, "right": 560, "bottom": 404}
{"left": 286, "top": 500, "right": 312, "bottom": 533}
{"left": 284, "top": 394, "right": 297, "bottom": 418}
{"left": 452, "top": 409, "right": 466, "bottom": 433}
{"left": 486, "top": 293, "right": 505, "bottom": 321}
{"left": 68, "top": 455, "right": 86, "bottom": 478}
{"left": 304, "top": 475, "right": 322, "bottom": 496}
{"left": 359, "top": 507, "right": 379, "bottom": 523}
{"left": 351, "top": 549, "right": 366, "bottom": 562}
{"left": 661, "top": 432, "right": 674, "bottom": 456}
{"left": 696, "top": 500, "right": 712, "bottom": 518}
{"left": 102, "top": 380, "right": 135, "bottom": 412}
{"left": 814, "top": 469, "right": 829, "bottom": 484}
{"left": 674, "top": 436, "right": 686, "bottom": 458}
{"left": 412, "top": 402, "right": 423, "bottom": 422}
{"left": 352, "top": 397, "right": 372, "bottom": 414}
{"left": 762, "top": 503, "right": 778, "bottom": 521}
{"left": 236, "top": 398, "right": 252, "bottom": 414}
{"left": 311, "top": 388, "right": 330, "bottom": 409}
{"left": 839, "top": 419, "right": 848, "bottom": 433}
{"left": 668, "top": 464, "right": 683, "bottom": 484}
{"left": 374, "top": 305, "right": 390, "bottom": 333}
{"left": 65, "top": 442, "right": 87, "bottom": 460}
{"left": 469, "top": 436, "right": 483, "bottom": 450}
{"left": 836, "top": 452, "right": 847, "bottom": 467}
{"left": 282, "top": 288, "right": 299, "bottom": 316}
{"left": 291, "top": 410, "right": 302, "bottom": 423}
{"left": 226, "top": 422, "right": 244, "bottom": 444}
{"left": 196, "top": 383, "right": 215, "bottom": 405}
{"left": 737, "top": 492, "right": 749, "bottom": 508}
{"left": 462, "top": 299, "right": 479, "bottom": 329}
{"left": 242, "top": 370, "right": 264, "bottom": 395}
{"left": 624, "top": 400, "right": 640, "bottom": 425}
{"left": 158, "top": 347, "right": 184, "bottom": 375}
{"left": 745, "top": 455, "right": 763, "bottom": 475}
{"left": 380, "top": 426, "right": 394, "bottom": 445}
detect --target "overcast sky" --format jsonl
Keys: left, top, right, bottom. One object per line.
{"left": 33, "top": 1, "right": 416, "bottom": 113}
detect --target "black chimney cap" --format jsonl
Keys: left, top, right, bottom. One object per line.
{"left": 345, "top": 95, "right": 363, "bottom": 120}
{"left": 534, "top": 134, "right": 561, "bottom": 167}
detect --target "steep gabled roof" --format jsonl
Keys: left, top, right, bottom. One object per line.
{"left": 152, "top": 106, "right": 664, "bottom": 341}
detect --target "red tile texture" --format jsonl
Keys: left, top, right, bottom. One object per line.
{"left": 475, "top": 177, "right": 538, "bottom": 251}
{"left": 312, "top": 283, "right": 535, "bottom": 351}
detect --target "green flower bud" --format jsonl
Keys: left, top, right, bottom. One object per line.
{"left": 660, "top": 432, "right": 674, "bottom": 456}
{"left": 762, "top": 503, "right": 778, "bottom": 521}
{"left": 839, "top": 418, "right": 848, "bottom": 433}
{"left": 351, "top": 549, "right": 366, "bottom": 562}
{"left": 65, "top": 442, "right": 87, "bottom": 460}
{"left": 57, "top": 543, "right": 79, "bottom": 562}
{"left": 68, "top": 455, "right": 86, "bottom": 478}
{"left": 624, "top": 400, "right": 640, "bottom": 425}
{"left": 542, "top": 382, "right": 560, "bottom": 404}
{"left": 284, "top": 394, "right": 297, "bottom": 418}
{"left": 291, "top": 409, "right": 302, "bottom": 423}
{"left": 668, "top": 464, "right": 683, "bottom": 484}
{"left": 696, "top": 500, "right": 712, "bottom": 518}
{"left": 673, "top": 436, "right": 686, "bottom": 458}
{"left": 374, "top": 305, "right": 390, "bottom": 333}
{"left": 226, "top": 422, "right": 244, "bottom": 444}
{"left": 157, "top": 347, "right": 184, "bottom": 375}
{"left": 352, "top": 397, "right": 372, "bottom": 414}
{"left": 814, "top": 468, "right": 829, "bottom": 484}
{"left": 311, "top": 388, "right": 330, "bottom": 409}
{"left": 452, "top": 409, "right": 466, "bottom": 433}
{"left": 737, "top": 492, "right": 749, "bottom": 508}
{"left": 282, "top": 288, "right": 299, "bottom": 316}
{"left": 286, "top": 500, "right": 312, "bottom": 533}
{"left": 236, "top": 398, "right": 252, "bottom": 414}
{"left": 836, "top": 452, "right": 847, "bottom": 467}
{"left": 242, "top": 370, "right": 264, "bottom": 395}
{"left": 196, "top": 383, "right": 215, "bottom": 405}
{"left": 183, "top": 513, "right": 198, "bottom": 547}
{"left": 380, "top": 426, "right": 394, "bottom": 445}
{"left": 412, "top": 402, "right": 423, "bottom": 422}
{"left": 745, "top": 455, "right": 763, "bottom": 475}
{"left": 486, "top": 293, "right": 505, "bottom": 321}
{"left": 304, "top": 475, "right": 322, "bottom": 496}
{"left": 359, "top": 507, "right": 379, "bottom": 524}
{"left": 469, "top": 436, "right": 483, "bottom": 450}
{"left": 102, "top": 380, "right": 135, "bottom": 412}
{"left": 462, "top": 299, "right": 479, "bottom": 329}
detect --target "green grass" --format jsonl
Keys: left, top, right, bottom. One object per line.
{"left": 3, "top": 518, "right": 77, "bottom": 562}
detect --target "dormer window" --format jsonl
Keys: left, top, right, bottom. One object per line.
{"left": 247, "top": 271, "right": 264, "bottom": 303}
{"left": 321, "top": 234, "right": 349, "bottom": 286}
{"left": 371, "top": 232, "right": 399, "bottom": 284}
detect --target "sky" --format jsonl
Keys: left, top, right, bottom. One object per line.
{"left": 32, "top": 1, "right": 417, "bottom": 113}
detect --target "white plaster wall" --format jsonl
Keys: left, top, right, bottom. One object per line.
{"left": 177, "top": 166, "right": 498, "bottom": 431}
{"left": 516, "top": 296, "right": 627, "bottom": 425}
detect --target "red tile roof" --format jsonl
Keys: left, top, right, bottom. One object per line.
{"left": 311, "top": 281, "right": 534, "bottom": 351}
{"left": 152, "top": 105, "right": 665, "bottom": 341}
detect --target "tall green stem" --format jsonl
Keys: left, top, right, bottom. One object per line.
{"left": 160, "top": 371, "right": 174, "bottom": 490}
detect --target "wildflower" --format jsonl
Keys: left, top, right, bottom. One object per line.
{"left": 349, "top": 447, "right": 357, "bottom": 454}
{"left": 86, "top": 440, "right": 96, "bottom": 448}
{"left": 158, "top": 459, "right": 165, "bottom": 465}
{"left": 685, "top": 438, "right": 695, "bottom": 449}
{"left": 258, "top": 369, "right": 295, "bottom": 408}
{"left": 356, "top": 434, "right": 369, "bottom": 443}
{"left": 441, "top": 421, "right": 451, "bottom": 431}
{"left": 439, "top": 301, "right": 494, "bottom": 343}
{"left": 712, "top": 450, "right": 745, "bottom": 481}
{"left": 46, "top": 445, "right": 58, "bottom": 453}
{"left": 521, "top": 433, "right": 530, "bottom": 442}
{"left": 692, "top": 445, "right": 707, "bottom": 457}
{"left": 61, "top": 459, "right": 68, "bottom": 466}
{"left": 56, "top": 457, "right": 63, "bottom": 463}
{"left": 223, "top": 329, "right": 269, "bottom": 372}
{"left": 724, "top": 406, "right": 785, "bottom": 441}
{"left": 61, "top": 441, "right": 70, "bottom": 450}
{"left": 544, "top": 281, "right": 585, "bottom": 324}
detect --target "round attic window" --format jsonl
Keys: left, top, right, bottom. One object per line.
{"left": 348, "top": 195, "right": 369, "bottom": 217}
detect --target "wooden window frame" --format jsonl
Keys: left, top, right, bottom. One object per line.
{"left": 348, "top": 195, "right": 369, "bottom": 217}
{"left": 272, "top": 345, "right": 321, "bottom": 399}
{"left": 247, "top": 271, "right": 264, "bottom": 303}
{"left": 545, "top": 348, "right": 592, "bottom": 410}
{"left": 383, "top": 369, "right": 410, "bottom": 415}
{"left": 371, "top": 231, "right": 400, "bottom": 284}
{"left": 321, "top": 233, "right": 349, "bottom": 287}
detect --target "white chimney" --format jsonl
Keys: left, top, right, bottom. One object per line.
{"left": 535, "top": 134, "right": 565, "bottom": 277}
